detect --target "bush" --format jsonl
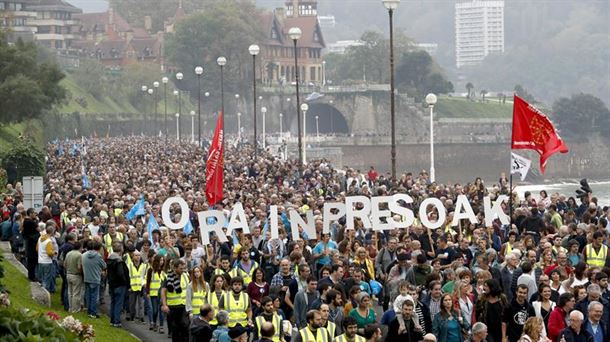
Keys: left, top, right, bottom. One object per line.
{"left": 0, "top": 137, "right": 45, "bottom": 184}
{"left": 0, "top": 307, "right": 82, "bottom": 342}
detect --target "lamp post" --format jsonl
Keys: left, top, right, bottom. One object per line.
{"left": 383, "top": 0, "right": 400, "bottom": 179}
{"left": 288, "top": 27, "right": 303, "bottom": 165}
{"left": 249, "top": 44, "right": 260, "bottom": 158}
{"left": 426, "top": 93, "right": 437, "bottom": 182}
{"left": 141, "top": 85, "right": 148, "bottom": 134}
{"left": 173, "top": 90, "right": 179, "bottom": 140}
{"left": 175, "top": 72, "right": 183, "bottom": 118}
{"left": 261, "top": 106, "right": 267, "bottom": 150}
{"left": 216, "top": 57, "right": 226, "bottom": 117}
{"left": 315, "top": 115, "right": 319, "bottom": 142}
{"left": 279, "top": 113, "right": 283, "bottom": 135}
{"left": 195, "top": 66, "right": 203, "bottom": 146}
{"left": 190, "top": 110, "right": 195, "bottom": 143}
{"left": 175, "top": 113, "right": 180, "bottom": 140}
{"left": 300, "top": 103, "right": 308, "bottom": 164}
{"left": 147, "top": 88, "right": 154, "bottom": 135}
{"left": 237, "top": 112, "right": 242, "bottom": 142}
{"left": 162, "top": 77, "right": 169, "bottom": 143}
{"left": 204, "top": 92, "right": 210, "bottom": 135}
{"left": 153, "top": 81, "right": 159, "bottom": 134}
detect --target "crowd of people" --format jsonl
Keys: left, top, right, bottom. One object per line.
{"left": 1, "top": 136, "right": 609, "bottom": 342}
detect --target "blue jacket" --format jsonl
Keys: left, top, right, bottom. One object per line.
{"left": 432, "top": 311, "right": 470, "bottom": 342}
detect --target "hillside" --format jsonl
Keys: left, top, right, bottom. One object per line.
{"left": 435, "top": 96, "right": 513, "bottom": 119}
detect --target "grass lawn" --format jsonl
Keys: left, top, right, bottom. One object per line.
{"left": 1, "top": 257, "right": 139, "bottom": 342}
{"left": 435, "top": 96, "right": 513, "bottom": 119}
{"left": 0, "top": 120, "right": 44, "bottom": 151}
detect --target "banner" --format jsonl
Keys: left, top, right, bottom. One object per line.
{"left": 205, "top": 112, "right": 224, "bottom": 206}
{"left": 511, "top": 95, "right": 569, "bottom": 173}
{"left": 510, "top": 152, "right": 531, "bottom": 181}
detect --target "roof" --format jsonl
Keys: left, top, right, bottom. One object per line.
{"left": 281, "top": 16, "right": 325, "bottom": 48}
{"left": 74, "top": 9, "right": 132, "bottom": 33}
{"left": 28, "top": 0, "right": 82, "bottom": 13}
{"left": 129, "top": 37, "right": 159, "bottom": 57}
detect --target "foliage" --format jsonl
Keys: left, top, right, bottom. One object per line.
{"left": 165, "top": 1, "right": 265, "bottom": 111}
{"left": 0, "top": 307, "right": 83, "bottom": 342}
{"left": 110, "top": 0, "right": 217, "bottom": 32}
{"left": 72, "top": 59, "right": 107, "bottom": 100}
{"left": 396, "top": 50, "right": 453, "bottom": 98}
{"left": 551, "top": 93, "right": 610, "bottom": 137}
{"left": 0, "top": 254, "right": 4, "bottom": 293}
{"left": 0, "top": 137, "right": 45, "bottom": 184}
{"left": 0, "top": 36, "right": 66, "bottom": 124}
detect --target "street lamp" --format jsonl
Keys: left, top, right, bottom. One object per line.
{"left": 315, "top": 115, "right": 319, "bottom": 142}
{"left": 190, "top": 110, "right": 195, "bottom": 143}
{"left": 175, "top": 72, "right": 183, "bottom": 120}
{"left": 147, "top": 88, "right": 154, "bottom": 135}
{"left": 216, "top": 57, "right": 226, "bottom": 117}
{"left": 237, "top": 112, "right": 242, "bottom": 142}
{"left": 162, "top": 77, "right": 169, "bottom": 143}
{"left": 173, "top": 90, "right": 179, "bottom": 140}
{"left": 261, "top": 106, "right": 267, "bottom": 150}
{"left": 289, "top": 26, "right": 303, "bottom": 165}
{"left": 204, "top": 92, "right": 210, "bottom": 135}
{"left": 175, "top": 113, "right": 180, "bottom": 140}
{"left": 425, "top": 93, "right": 437, "bottom": 182}
{"left": 141, "top": 85, "right": 148, "bottom": 134}
{"left": 249, "top": 44, "right": 260, "bottom": 158}
{"left": 153, "top": 81, "right": 159, "bottom": 134}
{"left": 279, "top": 113, "right": 283, "bottom": 135}
{"left": 195, "top": 66, "right": 203, "bottom": 146}
{"left": 300, "top": 103, "right": 308, "bottom": 164}
{"left": 383, "top": 0, "right": 400, "bottom": 179}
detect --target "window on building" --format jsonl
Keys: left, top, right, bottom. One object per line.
{"left": 38, "top": 26, "right": 51, "bottom": 33}
{"left": 314, "top": 31, "right": 320, "bottom": 42}
{"left": 310, "top": 66, "right": 316, "bottom": 81}
{"left": 55, "top": 41, "right": 63, "bottom": 49}
{"left": 271, "top": 27, "right": 278, "bottom": 39}
{"left": 0, "top": 3, "right": 5, "bottom": 10}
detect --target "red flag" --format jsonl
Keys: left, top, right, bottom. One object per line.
{"left": 511, "top": 95, "right": 568, "bottom": 173}
{"left": 205, "top": 112, "right": 224, "bottom": 206}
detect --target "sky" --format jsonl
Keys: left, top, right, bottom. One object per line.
{"left": 69, "top": 0, "right": 107, "bottom": 13}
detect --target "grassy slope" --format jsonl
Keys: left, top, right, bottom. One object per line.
{"left": 1, "top": 258, "right": 139, "bottom": 342}
{"left": 0, "top": 120, "right": 44, "bottom": 151}
{"left": 435, "top": 96, "right": 513, "bottom": 119}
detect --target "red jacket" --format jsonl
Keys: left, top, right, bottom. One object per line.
{"left": 547, "top": 306, "right": 567, "bottom": 342}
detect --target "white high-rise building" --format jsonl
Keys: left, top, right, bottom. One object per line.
{"left": 455, "top": 0, "right": 504, "bottom": 68}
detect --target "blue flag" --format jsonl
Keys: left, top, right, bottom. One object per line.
{"left": 126, "top": 195, "right": 146, "bottom": 221}
{"left": 183, "top": 218, "right": 194, "bottom": 235}
{"left": 147, "top": 212, "right": 159, "bottom": 243}
{"left": 81, "top": 165, "right": 90, "bottom": 189}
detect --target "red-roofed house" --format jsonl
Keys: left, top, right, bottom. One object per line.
{"left": 260, "top": 0, "right": 325, "bottom": 86}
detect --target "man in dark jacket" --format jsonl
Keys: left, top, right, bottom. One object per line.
{"left": 387, "top": 300, "right": 423, "bottom": 342}
{"left": 106, "top": 241, "right": 130, "bottom": 327}
{"left": 190, "top": 304, "right": 214, "bottom": 342}
{"left": 502, "top": 284, "right": 535, "bottom": 342}
{"left": 560, "top": 311, "right": 594, "bottom": 342}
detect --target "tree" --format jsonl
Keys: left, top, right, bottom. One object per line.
{"left": 396, "top": 50, "right": 453, "bottom": 98}
{"left": 514, "top": 84, "right": 536, "bottom": 103}
{"left": 465, "top": 82, "right": 474, "bottom": 99}
{"left": 0, "top": 36, "right": 66, "bottom": 124}
{"left": 72, "top": 59, "right": 107, "bottom": 100}
{"left": 1, "top": 137, "right": 45, "bottom": 183}
{"left": 480, "top": 89, "right": 488, "bottom": 102}
{"left": 551, "top": 93, "right": 609, "bottom": 137}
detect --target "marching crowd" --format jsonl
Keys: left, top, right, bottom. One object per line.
{"left": 1, "top": 136, "right": 609, "bottom": 342}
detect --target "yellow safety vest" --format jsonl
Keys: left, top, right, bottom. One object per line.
{"left": 129, "top": 262, "right": 145, "bottom": 291}
{"left": 505, "top": 243, "right": 513, "bottom": 255}
{"left": 166, "top": 273, "right": 190, "bottom": 306}
{"left": 191, "top": 282, "right": 207, "bottom": 315}
{"left": 149, "top": 271, "right": 166, "bottom": 297}
{"left": 299, "top": 327, "right": 329, "bottom": 342}
{"left": 586, "top": 244, "right": 608, "bottom": 267}
{"left": 326, "top": 322, "right": 336, "bottom": 338}
{"left": 225, "top": 291, "right": 249, "bottom": 327}
{"left": 255, "top": 314, "right": 282, "bottom": 342}
{"left": 207, "top": 291, "right": 225, "bottom": 325}
{"left": 214, "top": 268, "right": 229, "bottom": 276}
{"left": 229, "top": 261, "right": 259, "bottom": 285}
{"left": 103, "top": 232, "right": 123, "bottom": 254}
{"left": 333, "top": 334, "right": 366, "bottom": 342}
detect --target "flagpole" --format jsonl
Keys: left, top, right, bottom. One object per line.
{"left": 509, "top": 173, "right": 513, "bottom": 227}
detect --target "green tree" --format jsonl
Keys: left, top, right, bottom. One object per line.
{"left": 551, "top": 93, "right": 610, "bottom": 137}
{"left": 0, "top": 37, "right": 66, "bottom": 124}
{"left": 72, "top": 59, "right": 107, "bottom": 100}
{"left": 396, "top": 50, "right": 453, "bottom": 98}
{"left": 514, "top": 84, "right": 536, "bottom": 103}
{"left": 165, "top": 1, "right": 265, "bottom": 111}
{"left": 1, "top": 137, "right": 45, "bottom": 183}
{"left": 465, "top": 82, "right": 474, "bottom": 99}
{"left": 480, "top": 89, "right": 488, "bottom": 102}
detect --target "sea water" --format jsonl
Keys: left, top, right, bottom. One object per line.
{"left": 515, "top": 181, "right": 610, "bottom": 207}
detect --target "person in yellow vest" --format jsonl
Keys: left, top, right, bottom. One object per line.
{"left": 334, "top": 316, "right": 365, "bottom": 342}
{"left": 223, "top": 276, "right": 252, "bottom": 329}
{"left": 146, "top": 254, "right": 166, "bottom": 333}
{"left": 161, "top": 258, "right": 190, "bottom": 342}
{"left": 186, "top": 265, "right": 210, "bottom": 319}
{"left": 585, "top": 231, "right": 608, "bottom": 268}
{"left": 207, "top": 274, "right": 227, "bottom": 328}
{"left": 103, "top": 224, "right": 124, "bottom": 255}
{"left": 294, "top": 309, "right": 331, "bottom": 342}
{"left": 320, "top": 303, "right": 337, "bottom": 338}
{"left": 214, "top": 256, "right": 232, "bottom": 278}
{"left": 229, "top": 249, "right": 259, "bottom": 287}
{"left": 253, "top": 296, "right": 283, "bottom": 342}
{"left": 128, "top": 249, "right": 146, "bottom": 322}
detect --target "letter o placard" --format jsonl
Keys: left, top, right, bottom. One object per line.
{"left": 161, "top": 196, "right": 189, "bottom": 230}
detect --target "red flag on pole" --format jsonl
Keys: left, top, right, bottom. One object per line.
{"left": 511, "top": 95, "right": 568, "bottom": 173}
{"left": 205, "top": 112, "right": 224, "bottom": 205}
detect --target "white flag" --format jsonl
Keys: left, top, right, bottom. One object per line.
{"left": 511, "top": 152, "right": 531, "bottom": 181}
